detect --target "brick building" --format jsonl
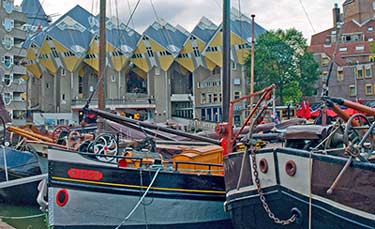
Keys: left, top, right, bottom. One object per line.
{"left": 308, "top": 0, "right": 375, "bottom": 106}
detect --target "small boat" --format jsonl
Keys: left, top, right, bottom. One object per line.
{"left": 220, "top": 86, "right": 375, "bottom": 228}
{"left": 0, "top": 147, "right": 47, "bottom": 205}
{"left": 47, "top": 145, "right": 231, "bottom": 228}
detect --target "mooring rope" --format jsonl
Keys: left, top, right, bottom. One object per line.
{"left": 115, "top": 167, "right": 161, "bottom": 229}
{"left": 0, "top": 213, "right": 45, "bottom": 220}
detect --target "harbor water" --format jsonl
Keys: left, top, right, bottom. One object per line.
{"left": 0, "top": 203, "right": 47, "bottom": 228}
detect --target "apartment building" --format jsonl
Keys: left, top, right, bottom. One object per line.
{"left": 0, "top": 0, "right": 49, "bottom": 124}
{"left": 309, "top": 0, "right": 375, "bottom": 106}
{"left": 25, "top": 5, "right": 266, "bottom": 125}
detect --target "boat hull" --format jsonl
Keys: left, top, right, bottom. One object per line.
{"left": 224, "top": 148, "right": 375, "bottom": 229}
{"left": 0, "top": 148, "right": 45, "bottom": 205}
{"left": 48, "top": 148, "right": 232, "bottom": 228}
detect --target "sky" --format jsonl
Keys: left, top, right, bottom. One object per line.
{"left": 15, "top": 0, "right": 345, "bottom": 43}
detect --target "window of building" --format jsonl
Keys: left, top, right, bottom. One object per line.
{"left": 219, "top": 93, "right": 222, "bottom": 102}
{"left": 201, "top": 93, "right": 206, "bottom": 104}
{"left": 212, "top": 66, "right": 220, "bottom": 75}
{"left": 111, "top": 75, "right": 116, "bottom": 82}
{"left": 46, "top": 83, "right": 49, "bottom": 88}
{"left": 365, "top": 66, "right": 372, "bottom": 78}
{"left": 355, "top": 45, "right": 365, "bottom": 51}
{"left": 177, "top": 53, "right": 189, "bottom": 58}
{"left": 208, "top": 93, "right": 212, "bottom": 103}
{"left": 3, "top": 18, "right": 14, "bottom": 32}
{"left": 61, "top": 94, "right": 65, "bottom": 101}
{"left": 1, "top": 55, "right": 13, "bottom": 68}
{"left": 232, "top": 62, "right": 237, "bottom": 70}
{"left": 321, "top": 56, "right": 329, "bottom": 66}
{"left": 206, "top": 108, "right": 212, "bottom": 121}
{"left": 159, "top": 50, "right": 171, "bottom": 56}
{"left": 349, "top": 85, "right": 356, "bottom": 97}
{"left": 369, "top": 26, "right": 374, "bottom": 32}
{"left": 207, "top": 46, "right": 218, "bottom": 52}
{"left": 321, "top": 71, "right": 328, "bottom": 83}
{"left": 2, "top": 73, "right": 13, "bottom": 86}
{"left": 337, "top": 69, "right": 344, "bottom": 81}
{"left": 201, "top": 109, "right": 206, "bottom": 120}
{"left": 193, "top": 47, "right": 200, "bottom": 57}
{"left": 2, "top": 36, "right": 13, "bottom": 50}
{"left": 61, "top": 68, "right": 66, "bottom": 76}
{"left": 339, "top": 47, "right": 347, "bottom": 52}
{"left": 64, "top": 51, "right": 75, "bottom": 57}
{"left": 369, "top": 37, "right": 374, "bottom": 42}
{"left": 356, "top": 67, "right": 364, "bottom": 79}
{"left": 51, "top": 47, "right": 59, "bottom": 58}
{"left": 2, "top": 92, "right": 12, "bottom": 105}
{"left": 146, "top": 47, "right": 154, "bottom": 57}
{"left": 213, "top": 93, "right": 218, "bottom": 103}
{"left": 112, "top": 50, "right": 123, "bottom": 56}
{"left": 234, "top": 91, "right": 241, "bottom": 99}
{"left": 154, "top": 67, "right": 160, "bottom": 76}
{"left": 233, "top": 78, "right": 241, "bottom": 85}
{"left": 85, "top": 53, "right": 96, "bottom": 59}
{"left": 78, "top": 76, "right": 83, "bottom": 94}
{"left": 131, "top": 53, "right": 142, "bottom": 58}
{"left": 365, "top": 84, "right": 373, "bottom": 96}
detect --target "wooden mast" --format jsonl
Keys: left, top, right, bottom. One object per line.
{"left": 222, "top": 0, "right": 231, "bottom": 122}
{"left": 97, "top": 0, "right": 106, "bottom": 131}
{"left": 250, "top": 14, "right": 255, "bottom": 110}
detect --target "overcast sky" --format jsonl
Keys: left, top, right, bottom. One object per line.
{"left": 15, "top": 0, "right": 345, "bottom": 42}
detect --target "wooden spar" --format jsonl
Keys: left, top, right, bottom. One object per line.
{"left": 222, "top": 0, "right": 230, "bottom": 122}
{"left": 89, "top": 108, "right": 221, "bottom": 145}
{"left": 328, "top": 96, "right": 375, "bottom": 116}
{"left": 97, "top": 0, "right": 106, "bottom": 131}
{"left": 250, "top": 14, "right": 255, "bottom": 110}
{"left": 7, "top": 126, "right": 54, "bottom": 142}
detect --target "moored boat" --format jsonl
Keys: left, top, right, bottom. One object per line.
{"left": 47, "top": 146, "right": 231, "bottom": 228}
{"left": 219, "top": 86, "right": 375, "bottom": 228}
{"left": 0, "top": 147, "right": 46, "bottom": 205}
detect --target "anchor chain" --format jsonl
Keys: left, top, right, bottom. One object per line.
{"left": 250, "top": 148, "right": 297, "bottom": 225}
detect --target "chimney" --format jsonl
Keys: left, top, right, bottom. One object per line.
{"left": 333, "top": 3, "right": 340, "bottom": 28}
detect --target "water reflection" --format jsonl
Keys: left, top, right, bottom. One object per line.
{"left": 0, "top": 203, "right": 47, "bottom": 229}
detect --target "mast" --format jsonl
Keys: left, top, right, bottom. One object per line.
{"left": 222, "top": 0, "right": 231, "bottom": 122}
{"left": 250, "top": 14, "right": 255, "bottom": 109}
{"left": 97, "top": 0, "right": 106, "bottom": 131}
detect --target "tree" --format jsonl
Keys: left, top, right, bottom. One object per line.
{"left": 246, "top": 28, "right": 319, "bottom": 105}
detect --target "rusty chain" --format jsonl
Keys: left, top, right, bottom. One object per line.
{"left": 250, "top": 148, "right": 297, "bottom": 225}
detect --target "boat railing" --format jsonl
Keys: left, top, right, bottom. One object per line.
{"left": 73, "top": 151, "right": 224, "bottom": 175}
{"left": 174, "top": 161, "right": 223, "bottom": 175}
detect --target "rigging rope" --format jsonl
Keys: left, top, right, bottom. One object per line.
{"left": 0, "top": 213, "right": 45, "bottom": 220}
{"left": 115, "top": 167, "right": 161, "bottom": 229}
{"left": 298, "top": 0, "right": 316, "bottom": 33}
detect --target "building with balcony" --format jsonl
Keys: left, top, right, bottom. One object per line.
{"left": 25, "top": 5, "right": 266, "bottom": 126}
{"left": 0, "top": 0, "right": 48, "bottom": 124}
{"left": 308, "top": 0, "right": 375, "bottom": 106}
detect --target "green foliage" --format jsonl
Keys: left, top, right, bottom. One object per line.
{"left": 246, "top": 28, "right": 319, "bottom": 105}
{"left": 370, "top": 41, "right": 375, "bottom": 53}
